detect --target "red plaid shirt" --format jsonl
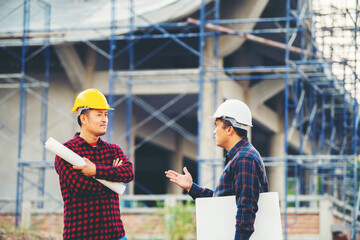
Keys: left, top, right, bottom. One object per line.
{"left": 54, "top": 133, "right": 134, "bottom": 240}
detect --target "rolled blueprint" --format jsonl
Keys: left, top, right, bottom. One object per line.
{"left": 45, "top": 137, "right": 126, "bottom": 195}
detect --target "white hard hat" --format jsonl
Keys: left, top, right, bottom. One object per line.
{"left": 213, "top": 99, "right": 253, "bottom": 129}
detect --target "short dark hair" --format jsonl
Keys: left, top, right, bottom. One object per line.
{"left": 218, "top": 118, "right": 247, "bottom": 138}
{"left": 77, "top": 109, "right": 90, "bottom": 126}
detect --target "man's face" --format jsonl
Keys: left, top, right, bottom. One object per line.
{"left": 83, "top": 109, "right": 108, "bottom": 137}
{"left": 213, "top": 119, "right": 228, "bottom": 148}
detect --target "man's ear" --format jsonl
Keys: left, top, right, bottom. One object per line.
{"left": 80, "top": 114, "right": 87, "bottom": 126}
{"left": 226, "top": 126, "right": 234, "bottom": 135}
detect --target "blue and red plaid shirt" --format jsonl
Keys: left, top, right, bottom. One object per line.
{"left": 188, "top": 138, "right": 268, "bottom": 240}
{"left": 54, "top": 133, "right": 134, "bottom": 240}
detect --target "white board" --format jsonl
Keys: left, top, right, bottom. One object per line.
{"left": 196, "top": 192, "right": 283, "bottom": 240}
{"left": 196, "top": 195, "right": 236, "bottom": 240}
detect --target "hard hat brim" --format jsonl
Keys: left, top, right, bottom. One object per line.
{"left": 71, "top": 107, "right": 114, "bottom": 113}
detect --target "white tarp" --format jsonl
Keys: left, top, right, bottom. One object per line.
{"left": 196, "top": 192, "right": 283, "bottom": 240}
{"left": 0, "top": 0, "right": 211, "bottom": 46}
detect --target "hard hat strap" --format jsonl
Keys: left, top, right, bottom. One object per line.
{"left": 222, "top": 116, "right": 249, "bottom": 129}
{"left": 78, "top": 107, "right": 90, "bottom": 115}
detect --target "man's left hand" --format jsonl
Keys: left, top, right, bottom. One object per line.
{"left": 73, "top": 157, "right": 96, "bottom": 177}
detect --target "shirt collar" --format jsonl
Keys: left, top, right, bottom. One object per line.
{"left": 74, "top": 132, "right": 105, "bottom": 147}
{"left": 226, "top": 137, "right": 249, "bottom": 160}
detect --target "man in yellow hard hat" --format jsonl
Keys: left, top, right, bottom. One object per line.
{"left": 55, "top": 89, "right": 134, "bottom": 240}
{"left": 165, "top": 99, "right": 268, "bottom": 240}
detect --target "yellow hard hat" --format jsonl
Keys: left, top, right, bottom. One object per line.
{"left": 71, "top": 88, "right": 114, "bottom": 113}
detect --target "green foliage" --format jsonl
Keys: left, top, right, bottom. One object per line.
{"left": 0, "top": 222, "right": 61, "bottom": 239}
{"left": 0, "top": 225, "right": 44, "bottom": 239}
{"left": 156, "top": 200, "right": 165, "bottom": 208}
{"left": 159, "top": 200, "right": 196, "bottom": 240}
{"left": 287, "top": 180, "right": 295, "bottom": 207}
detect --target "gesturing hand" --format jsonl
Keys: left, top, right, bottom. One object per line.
{"left": 165, "top": 167, "right": 193, "bottom": 192}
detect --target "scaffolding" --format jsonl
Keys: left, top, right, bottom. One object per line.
{"left": 0, "top": 0, "right": 359, "bottom": 239}
{"left": 0, "top": 0, "right": 58, "bottom": 225}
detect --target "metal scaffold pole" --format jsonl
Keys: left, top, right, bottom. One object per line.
{"left": 107, "top": 0, "right": 116, "bottom": 142}
{"left": 196, "top": 0, "right": 206, "bottom": 186}
{"left": 213, "top": 0, "right": 220, "bottom": 113}
{"left": 37, "top": 0, "right": 51, "bottom": 210}
{"left": 126, "top": 0, "right": 134, "bottom": 161}
{"left": 352, "top": 1, "right": 359, "bottom": 238}
{"left": 15, "top": 0, "right": 30, "bottom": 226}
{"left": 14, "top": 0, "right": 52, "bottom": 226}
{"left": 284, "top": 0, "right": 291, "bottom": 238}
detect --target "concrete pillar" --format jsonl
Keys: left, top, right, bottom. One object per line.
{"left": 127, "top": 113, "right": 136, "bottom": 195}
{"left": 198, "top": 81, "right": 218, "bottom": 189}
{"left": 269, "top": 133, "right": 285, "bottom": 203}
{"left": 164, "top": 195, "right": 176, "bottom": 240}
{"left": 54, "top": 44, "right": 85, "bottom": 91}
{"left": 84, "top": 46, "right": 97, "bottom": 89}
{"left": 218, "top": 0, "right": 269, "bottom": 58}
{"left": 197, "top": 39, "right": 224, "bottom": 189}
{"left": 168, "top": 133, "right": 184, "bottom": 194}
{"left": 303, "top": 166, "right": 318, "bottom": 208}
{"left": 247, "top": 125, "right": 252, "bottom": 142}
{"left": 21, "top": 201, "right": 32, "bottom": 229}
{"left": 319, "top": 197, "right": 332, "bottom": 240}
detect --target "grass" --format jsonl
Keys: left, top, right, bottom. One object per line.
{"left": 0, "top": 223, "right": 61, "bottom": 240}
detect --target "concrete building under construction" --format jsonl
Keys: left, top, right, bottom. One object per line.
{"left": 0, "top": 0, "right": 359, "bottom": 239}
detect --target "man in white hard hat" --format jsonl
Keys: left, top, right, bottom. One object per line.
{"left": 54, "top": 89, "right": 134, "bottom": 240}
{"left": 165, "top": 99, "right": 268, "bottom": 239}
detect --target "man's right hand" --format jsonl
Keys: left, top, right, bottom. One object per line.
{"left": 113, "top": 158, "right": 122, "bottom": 166}
{"left": 165, "top": 167, "right": 193, "bottom": 192}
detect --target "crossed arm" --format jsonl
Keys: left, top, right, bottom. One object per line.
{"left": 55, "top": 147, "right": 133, "bottom": 195}
{"left": 73, "top": 157, "right": 123, "bottom": 177}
